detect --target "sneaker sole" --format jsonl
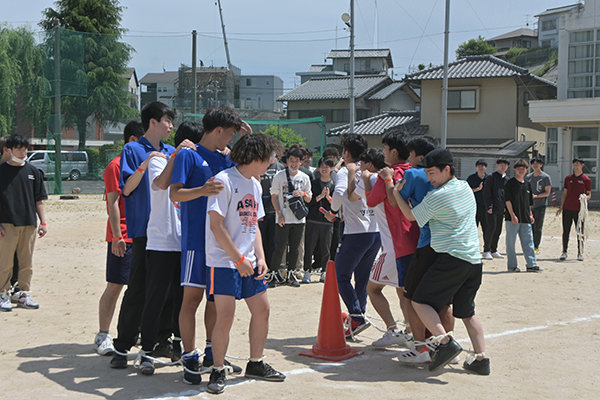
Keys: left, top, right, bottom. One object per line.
{"left": 140, "top": 368, "right": 155, "bottom": 376}
{"left": 207, "top": 385, "right": 225, "bottom": 394}
{"left": 183, "top": 377, "right": 202, "bottom": 385}
{"left": 428, "top": 347, "right": 463, "bottom": 372}
{"left": 345, "top": 322, "right": 371, "bottom": 339}
{"left": 244, "top": 373, "right": 285, "bottom": 382}
{"left": 97, "top": 348, "right": 115, "bottom": 356}
{"left": 17, "top": 304, "right": 39, "bottom": 309}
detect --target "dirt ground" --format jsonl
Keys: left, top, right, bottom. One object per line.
{"left": 0, "top": 194, "right": 599, "bottom": 399}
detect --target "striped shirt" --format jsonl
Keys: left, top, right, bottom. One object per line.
{"left": 411, "top": 178, "right": 481, "bottom": 265}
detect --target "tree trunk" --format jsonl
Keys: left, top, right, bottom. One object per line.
{"left": 77, "top": 116, "right": 87, "bottom": 150}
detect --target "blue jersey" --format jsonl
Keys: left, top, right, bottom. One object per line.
{"left": 120, "top": 137, "right": 174, "bottom": 238}
{"left": 400, "top": 168, "right": 434, "bottom": 248}
{"left": 171, "top": 144, "right": 232, "bottom": 252}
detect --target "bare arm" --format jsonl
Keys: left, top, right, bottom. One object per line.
{"left": 392, "top": 181, "right": 416, "bottom": 221}
{"left": 107, "top": 191, "right": 126, "bottom": 257}
{"left": 378, "top": 167, "right": 398, "bottom": 207}
{"left": 505, "top": 200, "right": 518, "bottom": 224}
{"left": 209, "top": 211, "right": 255, "bottom": 277}
{"left": 169, "top": 177, "right": 225, "bottom": 202}
{"left": 123, "top": 151, "right": 166, "bottom": 196}
{"left": 556, "top": 188, "right": 568, "bottom": 215}
{"left": 36, "top": 200, "right": 47, "bottom": 238}
{"left": 271, "top": 194, "right": 285, "bottom": 226}
{"left": 153, "top": 140, "right": 197, "bottom": 190}
{"left": 534, "top": 184, "right": 552, "bottom": 199}
{"left": 253, "top": 225, "right": 268, "bottom": 279}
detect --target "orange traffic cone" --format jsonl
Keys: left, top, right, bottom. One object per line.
{"left": 299, "top": 260, "right": 364, "bottom": 361}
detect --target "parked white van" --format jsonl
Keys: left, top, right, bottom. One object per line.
{"left": 27, "top": 150, "right": 89, "bottom": 181}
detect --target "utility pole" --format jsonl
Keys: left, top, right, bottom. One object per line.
{"left": 53, "top": 25, "right": 62, "bottom": 194}
{"left": 342, "top": 0, "right": 355, "bottom": 132}
{"left": 216, "top": 0, "right": 232, "bottom": 70}
{"left": 441, "top": 0, "right": 450, "bottom": 149}
{"left": 192, "top": 30, "right": 197, "bottom": 115}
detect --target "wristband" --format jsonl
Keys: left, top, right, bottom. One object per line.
{"left": 40, "top": 222, "right": 47, "bottom": 226}
{"left": 171, "top": 151, "right": 177, "bottom": 158}
{"left": 365, "top": 190, "right": 372, "bottom": 196}
{"left": 384, "top": 178, "right": 393, "bottom": 184}
{"left": 111, "top": 236, "right": 123, "bottom": 241}
{"left": 137, "top": 167, "right": 145, "bottom": 173}
{"left": 235, "top": 255, "right": 245, "bottom": 266}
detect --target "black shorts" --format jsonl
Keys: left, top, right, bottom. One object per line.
{"left": 106, "top": 242, "right": 133, "bottom": 284}
{"left": 412, "top": 253, "right": 482, "bottom": 319}
{"left": 404, "top": 245, "right": 438, "bottom": 300}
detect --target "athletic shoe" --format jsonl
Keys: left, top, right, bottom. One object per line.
{"left": 507, "top": 267, "right": 521, "bottom": 273}
{"left": 319, "top": 271, "right": 326, "bottom": 283}
{"left": 482, "top": 252, "right": 493, "bottom": 260}
{"left": 397, "top": 348, "right": 431, "bottom": 364}
{"left": 428, "top": 337, "right": 463, "bottom": 372}
{"left": 491, "top": 252, "right": 504, "bottom": 259}
{"left": 301, "top": 271, "right": 311, "bottom": 284}
{"left": 207, "top": 368, "right": 227, "bottom": 394}
{"left": 463, "top": 357, "right": 491, "bottom": 375}
{"left": 139, "top": 355, "right": 155, "bottom": 375}
{"left": 372, "top": 329, "right": 411, "bottom": 348}
{"left": 110, "top": 352, "right": 128, "bottom": 369}
{"left": 287, "top": 273, "right": 301, "bottom": 288}
{"left": 0, "top": 291, "right": 12, "bottom": 312}
{"left": 526, "top": 266, "right": 543, "bottom": 272}
{"left": 534, "top": 248, "right": 540, "bottom": 255}
{"left": 171, "top": 339, "right": 182, "bottom": 362}
{"left": 202, "top": 357, "right": 243, "bottom": 375}
{"left": 153, "top": 339, "right": 173, "bottom": 359}
{"left": 10, "top": 287, "right": 21, "bottom": 303}
{"left": 577, "top": 253, "right": 584, "bottom": 261}
{"left": 94, "top": 332, "right": 115, "bottom": 356}
{"left": 15, "top": 292, "right": 39, "bottom": 309}
{"left": 344, "top": 319, "right": 371, "bottom": 338}
{"left": 244, "top": 360, "right": 286, "bottom": 381}
{"left": 559, "top": 252, "right": 567, "bottom": 261}
{"left": 267, "top": 271, "right": 284, "bottom": 288}
{"left": 182, "top": 353, "right": 202, "bottom": 385}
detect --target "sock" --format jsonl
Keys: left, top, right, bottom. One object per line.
{"left": 183, "top": 350, "right": 199, "bottom": 361}
{"left": 249, "top": 357, "right": 262, "bottom": 363}
{"left": 205, "top": 340, "right": 213, "bottom": 361}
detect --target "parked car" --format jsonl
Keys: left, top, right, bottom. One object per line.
{"left": 27, "top": 150, "right": 89, "bottom": 181}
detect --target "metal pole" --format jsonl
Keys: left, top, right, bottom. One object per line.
{"left": 192, "top": 30, "right": 197, "bottom": 115}
{"left": 349, "top": 0, "right": 355, "bottom": 132}
{"left": 441, "top": 0, "right": 450, "bottom": 149}
{"left": 54, "top": 26, "right": 62, "bottom": 195}
{"left": 217, "top": 0, "right": 232, "bottom": 70}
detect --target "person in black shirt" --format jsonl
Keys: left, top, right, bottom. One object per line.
{"left": 302, "top": 158, "right": 336, "bottom": 283}
{"left": 504, "top": 159, "right": 541, "bottom": 272}
{"left": 0, "top": 136, "right": 21, "bottom": 293}
{"left": 0, "top": 135, "right": 48, "bottom": 312}
{"left": 482, "top": 159, "right": 509, "bottom": 260}
{"left": 466, "top": 160, "right": 488, "bottom": 242}
{"left": 258, "top": 156, "right": 284, "bottom": 271}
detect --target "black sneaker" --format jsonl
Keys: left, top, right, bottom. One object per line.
{"left": 153, "top": 339, "right": 173, "bottom": 359}
{"left": 526, "top": 266, "right": 543, "bottom": 272}
{"left": 110, "top": 352, "right": 128, "bottom": 369}
{"left": 182, "top": 356, "right": 202, "bottom": 385}
{"left": 267, "top": 271, "right": 283, "bottom": 288}
{"left": 171, "top": 339, "right": 182, "bottom": 362}
{"left": 244, "top": 361, "right": 286, "bottom": 382}
{"left": 428, "top": 337, "right": 463, "bottom": 372}
{"left": 202, "top": 356, "right": 243, "bottom": 375}
{"left": 463, "top": 357, "right": 491, "bottom": 375}
{"left": 139, "top": 355, "right": 155, "bottom": 375}
{"left": 287, "top": 273, "right": 301, "bottom": 288}
{"left": 207, "top": 368, "right": 227, "bottom": 394}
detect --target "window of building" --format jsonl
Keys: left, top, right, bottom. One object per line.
{"left": 246, "top": 78, "right": 252, "bottom": 86}
{"left": 523, "top": 91, "right": 530, "bottom": 106}
{"left": 568, "top": 30, "right": 599, "bottom": 98}
{"left": 546, "top": 127, "right": 558, "bottom": 165}
{"left": 448, "top": 88, "right": 477, "bottom": 111}
{"left": 541, "top": 19, "right": 557, "bottom": 32}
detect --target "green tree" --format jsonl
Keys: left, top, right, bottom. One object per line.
{"left": 40, "top": 0, "right": 137, "bottom": 149}
{"left": 456, "top": 36, "right": 496, "bottom": 59}
{"left": 260, "top": 125, "right": 305, "bottom": 147}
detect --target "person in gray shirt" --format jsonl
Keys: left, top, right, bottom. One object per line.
{"left": 526, "top": 157, "right": 552, "bottom": 253}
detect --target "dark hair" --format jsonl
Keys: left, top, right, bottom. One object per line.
{"left": 381, "top": 131, "right": 409, "bottom": 160}
{"left": 229, "top": 134, "right": 283, "bottom": 165}
{"left": 341, "top": 133, "right": 367, "bottom": 160}
{"left": 475, "top": 159, "right": 488, "bottom": 167}
{"left": 304, "top": 147, "right": 313, "bottom": 158}
{"left": 322, "top": 146, "right": 340, "bottom": 159}
{"left": 530, "top": 157, "right": 544, "bottom": 165}
{"left": 5, "top": 134, "right": 29, "bottom": 149}
{"left": 141, "top": 101, "right": 175, "bottom": 132}
{"left": 123, "top": 120, "right": 144, "bottom": 143}
{"left": 572, "top": 157, "right": 585, "bottom": 164}
{"left": 175, "top": 121, "right": 204, "bottom": 147}
{"left": 514, "top": 159, "right": 529, "bottom": 169}
{"left": 360, "top": 148, "right": 386, "bottom": 170}
{"left": 203, "top": 105, "right": 242, "bottom": 133}
{"left": 286, "top": 146, "right": 304, "bottom": 160}
{"left": 407, "top": 136, "right": 438, "bottom": 157}
{"left": 496, "top": 158, "right": 509, "bottom": 165}
{"left": 0, "top": 136, "right": 7, "bottom": 153}
{"left": 431, "top": 164, "right": 456, "bottom": 176}
{"left": 318, "top": 157, "right": 335, "bottom": 168}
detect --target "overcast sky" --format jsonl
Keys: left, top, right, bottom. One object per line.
{"left": 4, "top": 0, "right": 570, "bottom": 90}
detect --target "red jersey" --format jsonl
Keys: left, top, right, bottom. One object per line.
{"left": 104, "top": 155, "right": 132, "bottom": 243}
{"left": 367, "top": 162, "right": 419, "bottom": 257}
{"left": 563, "top": 173, "right": 591, "bottom": 211}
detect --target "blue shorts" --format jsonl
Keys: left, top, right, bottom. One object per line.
{"left": 207, "top": 267, "right": 267, "bottom": 300}
{"left": 106, "top": 242, "right": 133, "bottom": 284}
{"left": 396, "top": 254, "right": 413, "bottom": 288}
{"left": 181, "top": 249, "right": 207, "bottom": 289}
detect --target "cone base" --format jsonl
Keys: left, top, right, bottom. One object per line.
{"left": 299, "top": 345, "right": 364, "bottom": 361}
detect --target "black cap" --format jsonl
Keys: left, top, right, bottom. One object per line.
{"left": 418, "top": 148, "right": 454, "bottom": 168}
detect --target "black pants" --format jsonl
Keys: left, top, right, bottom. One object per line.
{"left": 141, "top": 250, "right": 182, "bottom": 352}
{"left": 532, "top": 206, "right": 546, "bottom": 249}
{"left": 303, "top": 221, "right": 333, "bottom": 272}
{"left": 475, "top": 207, "right": 488, "bottom": 241}
{"left": 259, "top": 212, "right": 277, "bottom": 271}
{"left": 483, "top": 211, "right": 504, "bottom": 253}
{"left": 10, "top": 254, "right": 18, "bottom": 286}
{"left": 271, "top": 224, "right": 305, "bottom": 272}
{"left": 562, "top": 209, "right": 582, "bottom": 253}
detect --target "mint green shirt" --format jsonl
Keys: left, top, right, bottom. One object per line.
{"left": 412, "top": 178, "right": 481, "bottom": 265}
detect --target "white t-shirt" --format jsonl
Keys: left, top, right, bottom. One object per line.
{"left": 206, "top": 167, "right": 265, "bottom": 269}
{"left": 270, "top": 168, "right": 312, "bottom": 224}
{"left": 331, "top": 166, "right": 378, "bottom": 235}
{"left": 146, "top": 157, "right": 182, "bottom": 251}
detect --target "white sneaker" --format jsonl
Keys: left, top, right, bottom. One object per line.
{"left": 301, "top": 271, "right": 311, "bottom": 284}
{"left": 491, "top": 252, "right": 504, "bottom": 259}
{"left": 94, "top": 332, "right": 115, "bottom": 356}
{"left": 577, "top": 253, "right": 584, "bottom": 261}
{"left": 397, "top": 348, "right": 431, "bottom": 364}
{"left": 559, "top": 252, "right": 567, "bottom": 261}
{"left": 372, "top": 329, "right": 412, "bottom": 348}
{"left": 0, "top": 291, "right": 12, "bottom": 312}
{"left": 15, "top": 291, "right": 39, "bottom": 309}
{"left": 482, "top": 252, "right": 493, "bottom": 260}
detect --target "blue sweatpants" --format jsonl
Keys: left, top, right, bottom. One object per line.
{"left": 335, "top": 232, "right": 381, "bottom": 323}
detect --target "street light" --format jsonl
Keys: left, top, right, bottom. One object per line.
{"left": 341, "top": 1, "right": 355, "bottom": 132}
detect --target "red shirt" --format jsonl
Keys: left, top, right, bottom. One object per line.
{"left": 563, "top": 173, "right": 591, "bottom": 211}
{"left": 104, "top": 155, "right": 132, "bottom": 243}
{"left": 367, "top": 162, "right": 419, "bottom": 257}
